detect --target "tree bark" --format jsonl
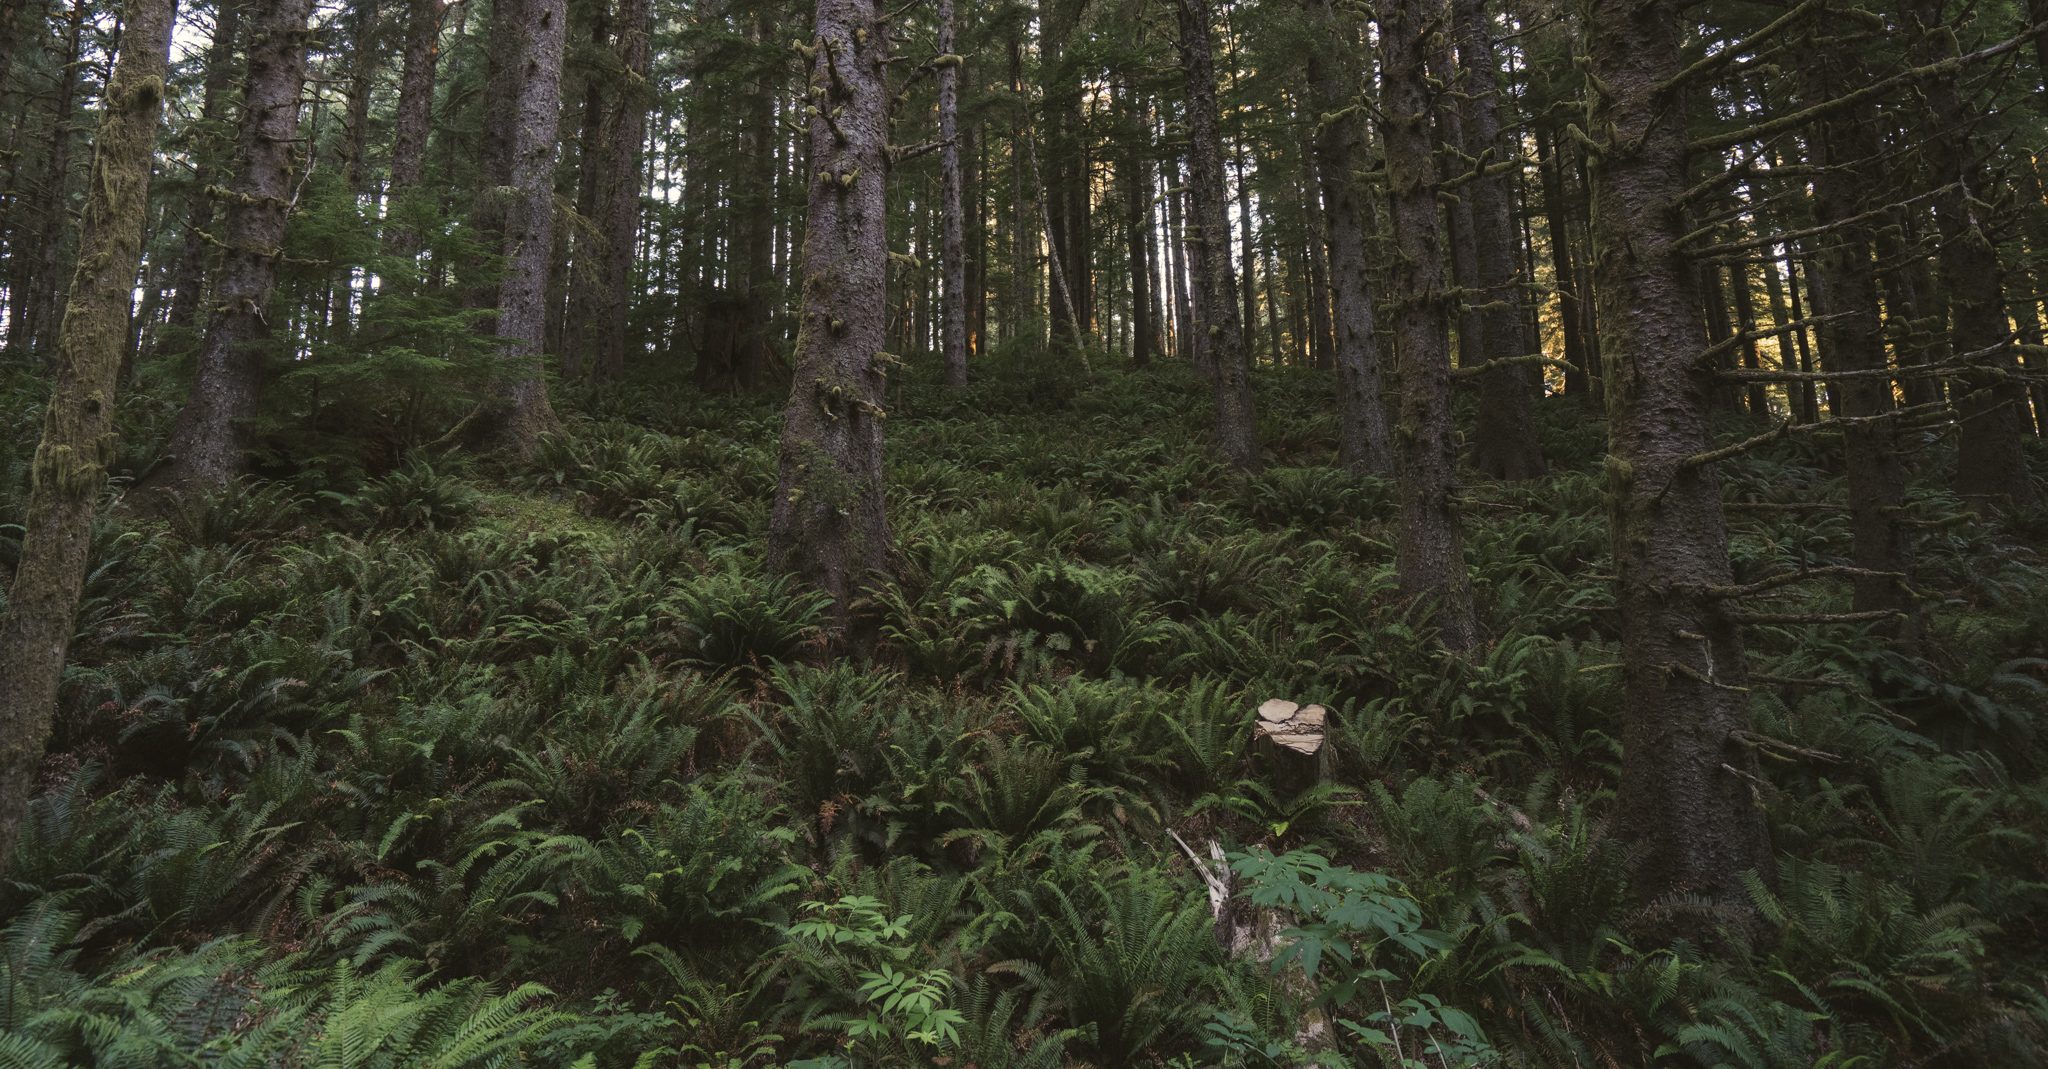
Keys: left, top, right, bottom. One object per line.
{"left": 440, "top": 0, "right": 566, "bottom": 457}
{"left": 769, "top": 0, "right": 897, "bottom": 634}
{"left": 1800, "top": 23, "right": 1913, "bottom": 622}
{"left": 381, "top": 0, "right": 444, "bottom": 266}
{"left": 1175, "top": 0, "right": 1259, "bottom": 470}
{"left": 0, "top": 0, "right": 174, "bottom": 879}
{"left": 939, "top": 0, "right": 967, "bottom": 387}
{"left": 1908, "top": 0, "right": 2037, "bottom": 503}
{"left": 150, "top": 0, "right": 314, "bottom": 490}
{"left": 1582, "top": 0, "right": 1774, "bottom": 904}
{"left": 1380, "top": 0, "right": 1476, "bottom": 650}
{"left": 152, "top": 0, "right": 242, "bottom": 362}
{"left": 1304, "top": 0, "right": 1392, "bottom": 476}
{"left": 1453, "top": 0, "right": 1545, "bottom": 479}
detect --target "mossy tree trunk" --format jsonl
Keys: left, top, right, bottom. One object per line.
{"left": 1454, "top": 0, "right": 1546, "bottom": 480}
{"left": 151, "top": 0, "right": 315, "bottom": 490}
{"left": 1174, "top": 0, "right": 1260, "bottom": 471}
{"left": 1303, "top": 0, "right": 1392, "bottom": 477}
{"left": 1380, "top": 0, "right": 1477, "bottom": 651}
{"left": 1581, "top": 0, "right": 1774, "bottom": 903}
{"left": 768, "top": 0, "right": 897, "bottom": 635}
{"left": 0, "top": 0, "right": 174, "bottom": 878}
{"left": 440, "top": 0, "right": 566, "bottom": 458}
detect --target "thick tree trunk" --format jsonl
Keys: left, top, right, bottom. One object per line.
{"left": 1582, "top": 0, "right": 1773, "bottom": 904}
{"left": 0, "top": 0, "right": 174, "bottom": 878}
{"left": 440, "top": 0, "right": 565, "bottom": 457}
{"left": 939, "top": 0, "right": 967, "bottom": 387}
{"left": 1175, "top": 0, "right": 1259, "bottom": 470}
{"left": 1800, "top": 27, "right": 1913, "bottom": 622}
{"left": 1454, "top": 0, "right": 1545, "bottom": 479}
{"left": 769, "top": 0, "right": 896, "bottom": 633}
{"left": 1908, "top": 0, "right": 2036, "bottom": 503}
{"left": 1304, "top": 0, "right": 1392, "bottom": 476}
{"left": 1380, "top": 0, "right": 1475, "bottom": 650}
{"left": 151, "top": 0, "right": 314, "bottom": 490}
{"left": 153, "top": 0, "right": 242, "bottom": 361}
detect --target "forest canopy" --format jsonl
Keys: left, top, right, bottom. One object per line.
{"left": 0, "top": 0, "right": 2046, "bottom": 1065}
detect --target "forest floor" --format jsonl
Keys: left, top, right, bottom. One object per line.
{"left": 1, "top": 348, "right": 2045, "bottom": 1067}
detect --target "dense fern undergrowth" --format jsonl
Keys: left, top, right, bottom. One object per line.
{"left": 2, "top": 347, "right": 2046, "bottom": 1068}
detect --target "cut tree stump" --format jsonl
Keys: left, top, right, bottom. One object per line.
{"left": 1255, "top": 698, "right": 1333, "bottom": 794}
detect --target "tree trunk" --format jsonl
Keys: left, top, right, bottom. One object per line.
{"left": 1535, "top": 126, "right": 1591, "bottom": 399}
{"left": 1724, "top": 249, "right": 1769, "bottom": 416}
{"left": 566, "top": 0, "right": 650, "bottom": 385}
{"left": 388, "top": 0, "right": 443, "bottom": 195}
{"left": 383, "top": 0, "right": 445, "bottom": 260}
{"left": 1122, "top": 93, "right": 1155, "bottom": 368}
{"left": 150, "top": 0, "right": 314, "bottom": 490}
{"left": 152, "top": 0, "right": 242, "bottom": 361}
{"left": 1759, "top": 246, "right": 1814, "bottom": 423}
{"left": 1302, "top": 174, "right": 1333, "bottom": 372}
{"left": 1787, "top": 253, "right": 1822, "bottom": 420}
{"left": 0, "top": 0, "right": 29, "bottom": 90}
{"left": 0, "top": 0, "right": 174, "bottom": 878}
{"left": 1304, "top": 0, "right": 1392, "bottom": 476}
{"left": 337, "top": 0, "right": 381, "bottom": 191}
{"left": 1175, "top": 0, "right": 1259, "bottom": 470}
{"left": 939, "top": 0, "right": 967, "bottom": 387}
{"left": 439, "top": 0, "right": 565, "bottom": 457}
{"left": 1908, "top": 0, "right": 2036, "bottom": 503}
{"left": 1582, "top": 0, "right": 1773, "bottom": 905}
{"left": 12, "top": 2, "right": 86, "bottom": 357}
{"left": 1380, "top": 0, "right": 1475, "bottom": 650}
{"left": 768, "top": 0, "right": 896, "bottom": 634}
{"left": 1800, "top": 25, "right": 1913, "bottom": 622}
{"left": 1008, "top": 32, "right": 1030, "bottom": 343}
{"left": 593, "top": 0, "right": 650, "bottom": 383}
{"left": 1454, "top": 0, "right": 1545, "bottom": 479}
